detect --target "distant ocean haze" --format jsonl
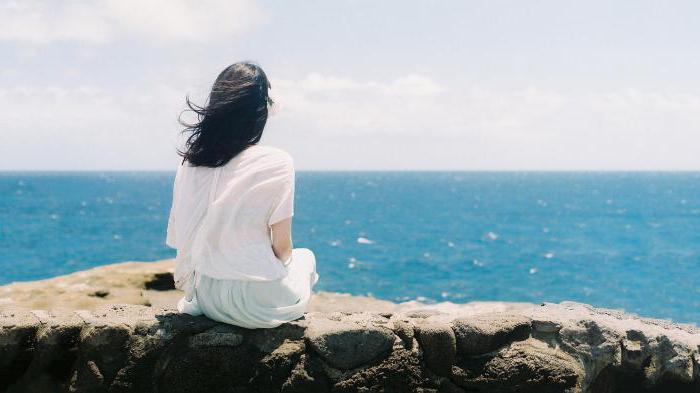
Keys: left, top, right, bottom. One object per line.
{"left": 1, "top": 171, "right": 699, "bottom": 325}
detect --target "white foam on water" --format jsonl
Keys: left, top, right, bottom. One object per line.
{"left": 484, "top": 231, "right": 498, "bottom": 241}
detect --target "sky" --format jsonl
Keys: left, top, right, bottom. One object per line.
{"left": 1, "top": 0, "right": 700, "bottom": 171}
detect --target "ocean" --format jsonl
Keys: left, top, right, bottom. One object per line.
{"left": 1, "top": 172, "right": 699, "bottom": 325}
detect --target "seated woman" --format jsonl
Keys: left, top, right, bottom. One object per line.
{"left": 166, "top": 62, "right": 319, "bottom": 329}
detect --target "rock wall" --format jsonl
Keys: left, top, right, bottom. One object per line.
{"left": 2, "top": 300, "right": 699, "bottom": 392}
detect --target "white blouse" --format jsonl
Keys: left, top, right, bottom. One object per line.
{"left": 166, "top": 144, "right": 295, "bottom": 299}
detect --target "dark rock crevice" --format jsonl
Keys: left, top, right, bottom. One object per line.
{"left": 144, "top": 273, "right": 176, "bottom": 291}
{"left": 589, "top": 364, "right": 700, "bottom": 393}
{"left": 0, "top": 320, "right": 38, "bottom": 391}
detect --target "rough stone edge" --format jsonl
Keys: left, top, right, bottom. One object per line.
{"left": 1, "top": 301, "right": 699, "bottom": 392}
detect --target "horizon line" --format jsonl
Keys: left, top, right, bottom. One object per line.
{"left": 2, "top": 169, "right": 700, "bottom": 173}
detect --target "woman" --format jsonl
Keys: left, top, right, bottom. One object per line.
{"left": 166, "top": 62, "right": 319, "bottom": 329}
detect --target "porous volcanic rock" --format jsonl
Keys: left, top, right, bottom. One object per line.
{"left": 1, "top": 260, "right": 699, "bottom": 392}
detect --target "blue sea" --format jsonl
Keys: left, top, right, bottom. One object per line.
{"left": 1, "top": 172, "right": 699, "bottom": 325}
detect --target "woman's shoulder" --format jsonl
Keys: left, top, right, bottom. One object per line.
{"left": 248, "top": 144, "right": 294, "bottom": 166}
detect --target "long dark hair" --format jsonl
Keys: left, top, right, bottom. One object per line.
{"left": 178, "top": 62, "right": 273, "bottom": 167}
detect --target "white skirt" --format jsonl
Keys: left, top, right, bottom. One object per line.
{"left": 177, "top": 248, "right": 320, "bottom": 329}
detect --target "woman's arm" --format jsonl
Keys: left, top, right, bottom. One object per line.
{"left": 270, "top": 217, "right": 293, "bottom": 264}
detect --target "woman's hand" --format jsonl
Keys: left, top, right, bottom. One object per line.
{"left": 270, "top": 217, "right": 293, "bottom": 264}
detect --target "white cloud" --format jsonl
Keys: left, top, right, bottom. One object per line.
{"left": 270, "top": 74, "right": 447, "bottom": 135}
{"left": 268, "top": 73, "right": 700, "bottom": 169}
{"left": 270, "top": 74, "right": 567, "bottom": 137}
{"left": 281, "top": 73, "right": 443, "bottom": 96}
{"left": 0, "top": 0, "right": 263, "bottom": 44}
{"left": 2, "top": 73, "right": 699, "bottom": 170}
{"left": 0, "top": 85, "right": 185, "bottom": 170}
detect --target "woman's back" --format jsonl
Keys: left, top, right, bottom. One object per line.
{"left": 167, "top": 144, "right": 319, "bottom": 328}
{"left": 167, "top": 144, "right": 295, "bottom": 285}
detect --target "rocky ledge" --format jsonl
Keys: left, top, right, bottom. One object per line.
{"left": 1, "top": 261, "right": 699, "bottom": 392}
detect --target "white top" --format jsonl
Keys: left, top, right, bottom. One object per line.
{"left": 166, "top": 144, "right": 295, "bottom": 299}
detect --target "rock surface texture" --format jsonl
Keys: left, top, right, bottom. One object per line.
{"left": 1, "top": 261, "right": 699, "bottom": 392}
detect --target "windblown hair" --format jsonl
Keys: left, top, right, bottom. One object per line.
{"left": 178, "top": 62, "right": 273, "bottom": 167}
